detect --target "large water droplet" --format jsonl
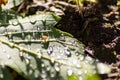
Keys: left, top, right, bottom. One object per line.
{"left": 47, "top": 46, "right": 53, "bottom": 55}
{"left": 67, "top": 69, "right": 73, "bottom": 76}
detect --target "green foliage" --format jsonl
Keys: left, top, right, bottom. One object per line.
{"left": 117, "top": 0, "right": 120, "bottom": 5}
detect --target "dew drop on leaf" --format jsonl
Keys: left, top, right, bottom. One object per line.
{"left": 25, "top": 58, "right": 30, "bottom": 65}
{"left": 77, "top": 71, "right": 82, "bottom": 76}
{"left": 50, "top": 71, "right": 55, "bottom": 78}
{"left": 21, "top": 31, "right": 25, "bottom": 40}
{"left": 41, "top": 63, "right": 45, "bottom": 68}
{"left": 47, "top": 46, "right": 53, "bottom": 55}
{"left": 54, "top": 63, "right": 60, "bottom": 72}
{"left": 64, "top": 49, "right": 71, "bottom": 57}
{"left": 19, "top": 50, "right": 23, "bottom": 57}
{"left": 7, "top": 54, "right": 11, "bottom": 59}
{"left": 79, "top": 55, "right": 84, "bottom": 61}
{"left": 36, "top": 49, "right": 42, "bottom": 59}
{"left": 59, "top": 34, "right": 65, "bottom": 41}
{"left": 0, "top": 68, "right": 3, "bottom": 78}
{"left": 2, "top": 49, "right": 6, "bottom": 53}
{"left": 51, "top": 58, "right": 55, "bottom": 63}
{"left": 41, "top": 70, "right": 47, "bottom": 78}
{"left": 79, "top": 76, "right": 83, "bottom": 80}
{"left": 67, "top": 69, "right": 73, "bottom": 76}
{"left": 46, "top": 66, "right": 51, "bottom": 71}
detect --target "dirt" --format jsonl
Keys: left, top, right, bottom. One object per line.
{"left": 55, "top": 1, "right": 120, "bottom": 80}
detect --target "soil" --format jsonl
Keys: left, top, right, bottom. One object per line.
{"left": 55, "top": 1, "right": 120, "bottom": 80}
{"left": 14, "top": 0, "right": 120, "bottom": 80}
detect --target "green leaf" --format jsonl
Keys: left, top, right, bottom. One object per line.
{"left": 68, "top": 73, "right": 79, "bottom": 80}
{"left": 0, "top": 12, "right": 103, "bottom": 80}
{"left": 117, "top": 0, "right": 120, "bottom": 5}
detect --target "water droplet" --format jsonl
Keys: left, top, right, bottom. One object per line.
{"left": 59, "top": 34, "right": 65, "bottom": 41}
{"left": 85, "top": 55, "right": 93, "bottom": 61}
{"left": 36, "top": 49, "right": 41, "bottom": 59}
{"left": 72, "top": 59, "right": 78, "bottom": 65}
{"left": 46, "top": 66, "right": 50, "bottom": 71}
{"left": 74, "top": 50, "right": 79, "bottom": 56}
{"left": 51, "top": 58, "right": 55, "bottom": 63}
{"left": 64, "top": 49, "right": 71, "bottom": 57}
{"left": 77, "top": 71, "right": 82, "bottom": 75}
{"left": 41, "top": 63, "right": 45, "bottom": 68}
{"left": 84, "top": 70, "right": 87, "bottom": 74}
{"left": 27, "top": 45, "right": 31, "bottom": 50}
{"left": 2, "top": 49, "right": 6, "bottom": 53}
{"left": 50, "top": 72, "right": 55, "bottom": 78}
{"left": 21, "top": 31, "right": 25, "bottom": 40}
{"left": 54, "top": 63, "right": 60, "bottom": 72}
{"left": 26, "top": 54, "right": 31, "bottom": 60}
{"left": 47, "top": 46, "right": 53, "bottom": 55}
{"left": 41, "top": 70, "right": 47, "bottom": 78}
{"left": 73, "top": 41, "right": 78, "bottom": 46}
{"left": 0, "top": 74, "right": 3, "bottom": 78}
{"left": 37, "top": 26, "right": 40, "bottom": 31}
{"left": 7, "top": 54, "right": 11, "bottom": 59}
{"left": 19, "top": 50, "right": 23, "bottom": 57}
{"left": 8, "top": 33, "right": 13, "bottom": 42}
{"left": 57, "top": 46, "right": 62, "bottom": 53}
{"left": 25, "top": 59, "right": 30, "bottom": 65}
{"left": 79, "top": 55, "right": 84, "bottom": 61}
{"left": 29, "top": 69, "right": 33, "bottom": 75}
{"left": 79, "top": 76, "right": 83, "bottom": 80}
{"left": 67, "top": 69, "right": 73, "bottom": 76}
{"left": 0, "top": 68, "right": 3, "bottom": 78}
{"left": 32, "top": 31, "right": 36, "bottom": 40}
